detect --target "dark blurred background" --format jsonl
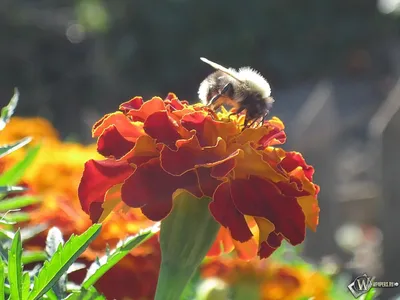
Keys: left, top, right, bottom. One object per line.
{"left": 1, "top": 0, "right": 400, "bottom": 298}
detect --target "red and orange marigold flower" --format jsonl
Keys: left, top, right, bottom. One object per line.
{"left": 78, "top": 93, "right": 320, "bottom": 259}
{"left": 201, "top": 258, "right": 332, "bottom": 300}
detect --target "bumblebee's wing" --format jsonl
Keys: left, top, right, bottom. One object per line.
{"left": 200, "top": 57, "right": 244, "bottom": 83}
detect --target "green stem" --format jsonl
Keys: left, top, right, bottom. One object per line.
{"left": 231, "top": 281, "right": 262, "bottom": 300}
{"left": 155, "top": 263, "right": 197, "bottom": 300}
{"left": 154, "top": 191, "right": 221, "bottom": 300}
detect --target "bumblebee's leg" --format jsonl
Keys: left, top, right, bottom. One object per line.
{"left": 258, "top": 111, "right": 269, "bottom": 126}
{"left": 243, "top": 116, "right": 250, "bottom": 129}
{"left": 228, "top": 106, "right": 246, "bottom": 120}
{"left": 207, "top": 83, "right": 233, "bottom": 107}
{"left": 248, "top": 118, "right": 259, "bottom": 128}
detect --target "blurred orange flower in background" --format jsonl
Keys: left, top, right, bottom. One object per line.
{"left": 0, "top": 116, "right": 160, "bottom": 300}
{"left": 201, "top": 257, "right": 332, "bottom": 300}
{"left": 79, "top": 93, "right": 320, "bottom": 260}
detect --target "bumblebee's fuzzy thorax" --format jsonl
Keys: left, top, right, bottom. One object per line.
{"left": 198, "top": 57, "right": 274, "bottom": 129}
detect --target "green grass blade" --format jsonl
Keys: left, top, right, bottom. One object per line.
{"left": 1, "top": 212, "right": 30, "bottom": 223}
{"left": 0, "top": 259, "right": 5, "bottom": 300}
{"left": 44, "top": 289, "right": 58, "bottom": 300}
{"left": 0, "top": 88, "right": 19, "bottom": 131}
{"left": 22, "top": 251, "right": 47, "bottom": 265}
{"left": 0, "top": 144, "right": 40, "bottom": 187}
{"left": 7, "top": 229, "right": 23, "bottom": 300}
{"left": 64, "top": 287, "right": 106, "bottom": 300}
{"left": 0, "top": 196, "right": 41, "bottom": 212}
{"left": 82, "top": 223, "right": 159, "bottom": 289}
{"left": 27, "top": 224, "right": 102, "bottom": 300}
{"left": 21, "top": 272, "right": 31, "bottom": 299}
{"left": 0, "top": 137, "right": 32, "bottom": 159}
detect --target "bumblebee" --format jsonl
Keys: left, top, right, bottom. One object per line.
{"left": 198, "top": 57, "right": 274, "bottom": 128}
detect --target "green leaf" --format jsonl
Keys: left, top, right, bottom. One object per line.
{"left": 0, "top": 144, "right": 41, "bottom": 187}
{"left": 22, "top": 251, "right": 47, "bottom": 265}
{"left": 0, "top": 259, "right": 5, "bottom": 300}
{"left": 0, "top": 137, "right": 32, "bottom": 159}
{"left": 180, "top": 268, "right": 201, "bottom": 300}
{"left": 7, "top": 229, "right": 23, "bottom": 300}
{"left": 44, "top": 289, "right": 58, "bottom": 300}
{"left": 82, "top": 223, "right": 159, "bottom": 289}
{"left": 1, "top": 211, "right": 30, "bottom": 223}
{"left": 64, "top": 286, "right": 106, "bottom": 300}
{"left": 0, "top": 88, "right": 19, "bottom": 131}
{"left": 27, "top": 224, "right": 102, "bottom": 300}
{"left": 22, "top": 272, "right": 31, "bottom": 299}
{"left": 0, "top": 209, "right": 18, "bottom": 225}
{"left": 0, "top": 196, "right": 41, "bottom": 212}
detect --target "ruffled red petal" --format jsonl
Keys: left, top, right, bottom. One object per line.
{"left": 144, "top": 111, "right": 188, "bottom": 149}
{"left": 196, "top": 167, "right": 223, "bottom": 197}
{"left": 124, "top": 135, "right": 159, "bottom": 166}
{"left": 274, "top": 181, "right": 310, "bottom": 198}
{"left": 127, "top": 97, "right": 166, "bottom": 122}
{"left": 258, "top": 232, "right": 284, "bottom": 258}
{"left": 97, "top": 125, "right": 135, "bottom": 159}
{"left": 258, "top": 117, "right": 287, "bottom": 147}
{"left": 92, "top": 112, "right": 143, "bottom": 140}
{"left": 121, "top": 158, "right": 202, "bottom": 221}
{"left": 78, "top": 159, "right": 133, "bottom": 221}
{"left": 160, "top": 135, "right": 240, "bottom": 177}
{"left": 280, "top": 152, "right": 314, "bottom": 181}
{"left": 209, "top": 182, "right": 253, "bottom": 242}
{"left": 119, "top": 96, "right": 144, "bottom": 113}
{"left": 181, "top": 112, "right": 237, "bottom": 147}
{"left": 230, "top": 176, "right": 306, "bottom": 245}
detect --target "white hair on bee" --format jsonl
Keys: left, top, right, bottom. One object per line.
{"left": 237, "top": 67, "right": 272, "bottom": 99}
{"left": 198, "top": 79, "right": 211, "bottom": 105}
